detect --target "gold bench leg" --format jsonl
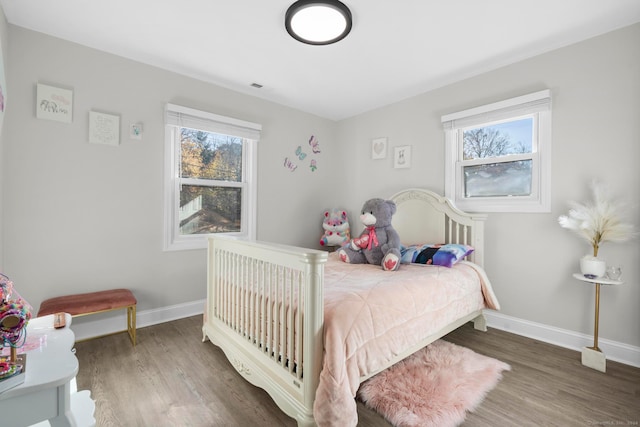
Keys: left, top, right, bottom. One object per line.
{"left": 127, "top": 305, "right": 137, "bottom": 346}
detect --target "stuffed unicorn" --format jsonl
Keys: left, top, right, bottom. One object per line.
{"left": 320, "top": 208, "right": 351, "bottom": 247}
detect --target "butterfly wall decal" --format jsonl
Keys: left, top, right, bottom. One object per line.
{"left": 284, "top": 157, "right": 297, "bottom": 172}
{"left": 309, "top": 135, "right": 321, "bottom": 154}
{"left": 295, "top": 146, "right": 307, "bottom": 160}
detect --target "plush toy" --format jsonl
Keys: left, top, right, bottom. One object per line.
{"left": 337, "top": 198, "right": 401, "bottom": 271}
{"left": 320, "top": 208, "right": 351, "bottom": 247}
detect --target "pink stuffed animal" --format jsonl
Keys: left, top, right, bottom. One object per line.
{"left": 320, "top": 209, "right": 350, "bottom": 247}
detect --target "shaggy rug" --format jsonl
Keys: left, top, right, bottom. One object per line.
{"left": 358, "top": 340, "right": 510, "bottom": 427}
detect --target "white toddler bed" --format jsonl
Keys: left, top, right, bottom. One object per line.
{"left": 202, "top": 188, "right": 498, "bottom": 427}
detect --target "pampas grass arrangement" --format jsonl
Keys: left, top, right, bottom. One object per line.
{"left": 558, "top": 180, "right": 636, "bottom": 257}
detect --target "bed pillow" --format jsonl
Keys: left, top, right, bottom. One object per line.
{"left": 400, "top": 243, "right": 435, "bottom": 264}
{"left": 432, "top": 243, "right": 474, "bottom": 267}
{"left": 400, "top": 243, "right": 474, "bottom": 267}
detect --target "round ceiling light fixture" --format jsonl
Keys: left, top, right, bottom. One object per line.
{"left": 285, "top": 0, "right": 352, "bottom": 45}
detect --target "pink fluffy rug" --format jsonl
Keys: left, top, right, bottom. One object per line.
{"left": 358, "top": 340, "right": 510, "bottom": 427}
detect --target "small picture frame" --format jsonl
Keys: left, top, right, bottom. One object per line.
{"left": 89, "top": 111, "right": 120, "bottom": 146}
{"left": 371, "top": 137, "right": 387, "bottom": 160}
{"left": 130, "top": 123, "right": 143, "bottom": 140}
{"left": 36, "top": 83, "right": 73, "bottom": 123}
{"left": 394, "top": 145, "right": 411, "bottom": 169}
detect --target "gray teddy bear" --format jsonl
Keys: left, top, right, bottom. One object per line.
{"left": 337, "top": 198, "right": 402, "bottom": 271}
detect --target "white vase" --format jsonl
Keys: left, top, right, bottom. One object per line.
{"left": 580, "top": 256, "right": 606, "bottom": 278}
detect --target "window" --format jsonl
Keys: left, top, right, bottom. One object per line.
{"left": 442, "top": 90, "right": 551, "bottom": 212}
{"left": 164, "top": 104, "right": 261, "bottom": 250}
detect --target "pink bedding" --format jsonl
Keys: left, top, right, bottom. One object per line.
{"left": 313, "top": 253, "right": 500, "bottom": 427}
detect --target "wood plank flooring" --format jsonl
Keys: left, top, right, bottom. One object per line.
{"left": 74, "top": 316, "right": 640, "bottom": 426}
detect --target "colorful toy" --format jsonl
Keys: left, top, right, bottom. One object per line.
{"left": 337, "top": 198, "right": 401, "bottom": 271}
{"left": 320, "top": 208, "right": 351, "bottom": 247}
{"left": 0, "top": 273, "right": 32, "bottom": 362}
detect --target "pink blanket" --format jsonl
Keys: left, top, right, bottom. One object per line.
{"left": 313, "top": 254, "right": 500, "bottom": 426}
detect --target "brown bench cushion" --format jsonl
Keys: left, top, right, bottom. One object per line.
{"left": 38, "top": 288, "right": 136, "bottom": 317}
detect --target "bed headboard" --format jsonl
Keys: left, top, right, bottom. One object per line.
{"left": 389, "top": 188, "right": 488, "bottom": 266}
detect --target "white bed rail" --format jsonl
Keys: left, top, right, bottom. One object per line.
{"left": 391, "top": 188, "right": 487, "bottom": 266}
{"left": 203, "top": 236, "right": 328, "bottom": 426}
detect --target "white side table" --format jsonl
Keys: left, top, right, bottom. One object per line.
{"left": 0, "top": 314, "right": 96, "bottom": 427}
{"left": 573, "top": 273, "right": 623, "bottom": 372}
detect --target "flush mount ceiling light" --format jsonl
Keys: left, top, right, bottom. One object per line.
{"left": 285, "top": 0, "right": 352, "bottom": 45}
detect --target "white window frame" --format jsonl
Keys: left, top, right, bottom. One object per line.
{"left": 442, "top": 90, "right": 552, "bottom": 213}
{"left": 163, "top": 104, "right": 261, "bottom": 251}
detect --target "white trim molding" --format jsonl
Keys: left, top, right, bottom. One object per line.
{"left": 485, "top": 311, "right": 640, "bottom": 368}
{"left": 442, "top": 90, "right": 552, "bottom": 213}
{"left": 70, "top": 300, "right": 639, "bottom": 369}
{"left": 70, "top": 299, "right": 206, "bottom": 342}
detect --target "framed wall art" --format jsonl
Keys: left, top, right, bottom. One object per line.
{"left": 371, "top": 137, "right": 387, "bottom": 160}
{"left": 36, "top": 83, "right": 73, "bottom": 123}
{"left": 89, "top": 111, "right": 120, "bottom": 146}
{"left": 394, "top": 145, "right": 411, "bottom": 169}
{"left": 130, "top": 122, "right": 143, "bottom": 140}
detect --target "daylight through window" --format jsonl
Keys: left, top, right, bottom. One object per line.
{"left": 442, "top": 90, "right": 551, "bottom": 213}
{"left": 164, "top": 104, "right": 261, "bottom": 250}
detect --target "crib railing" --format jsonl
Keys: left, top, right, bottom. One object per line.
{"left": 443, "top": 212, "right": 486, "bottom": 266}
{"left": 204, "top": 235, "right": 327, "bottom": 426}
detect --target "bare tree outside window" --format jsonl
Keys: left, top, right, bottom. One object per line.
{"left": 463, "top": 118, "right": 531, "bottom": 159}
{"left": 442, "top": 90, "right": 551, "bottom": 212}
{"left": 462, "top": 118, "right": 534, "bottom": 197}
{"left": 463, "top": 128, "right": 511, "bottom": 159}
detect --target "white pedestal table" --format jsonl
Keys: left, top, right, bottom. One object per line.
{"left": 572, "top": 273, "right": 623, "bottom": 373}
{"left": 0, "top": 314, "right": 95, "bottom": 427}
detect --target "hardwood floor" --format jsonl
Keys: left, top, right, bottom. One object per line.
{"left": 74, "top": 316, "right": 640, "bottom": 426}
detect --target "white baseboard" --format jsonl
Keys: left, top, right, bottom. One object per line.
{"left": 69, "top": 300, "right": 640, "bottom": 369}
{"left": 485, "top": 311, "right": 640, "bottom": 368}
{"left": 69, "top": 299, "right": 206, "bottom": 342}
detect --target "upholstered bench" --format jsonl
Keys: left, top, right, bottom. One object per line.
{"left": 38, "top": 288, "right": 137, "bottom": 345}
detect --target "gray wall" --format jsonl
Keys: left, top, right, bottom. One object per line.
{"left": 338, "top": 23, "right": 640, "bottom": 348}
{"left": 1, "top": 16, "right": 638, "bottom": 351}
{"left": 2, "top": 25, "right": 345, "bottom": 313}
{"left": 0, "top": 7, "right": 7, "bottom": 267}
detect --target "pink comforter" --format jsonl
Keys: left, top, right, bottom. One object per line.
{"left": 313, "top": 253, "right": 500, "bottom": 426}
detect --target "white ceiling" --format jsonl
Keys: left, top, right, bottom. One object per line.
{"left": 2, "top": 0, "right": 640, "bottom": 121}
